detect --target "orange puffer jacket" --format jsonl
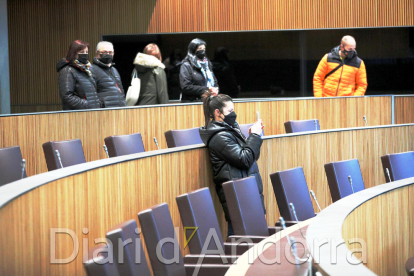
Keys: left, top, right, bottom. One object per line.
{"left": 313, "top": 46, "right": 367, "bottom": 97}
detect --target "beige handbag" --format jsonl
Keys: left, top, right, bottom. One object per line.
{"left": 126, "top": 69, "right": 141, "bottom": 106}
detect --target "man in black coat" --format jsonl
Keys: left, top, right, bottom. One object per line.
{"left": 90, "top": 41, "right": 126, "bottom": 108}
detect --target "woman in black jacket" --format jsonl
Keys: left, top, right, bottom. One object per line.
{"left": 57, "top": 40, "right": 101, "bottom": 110}
{"left": 199, "top": 91, "right": 265, "bottom": 236}
{"left": 179, "top": 38, "right": 218, "bottom": 103}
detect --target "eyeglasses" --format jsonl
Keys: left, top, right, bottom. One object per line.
{"left": 98, "top": 51, "right": 114, "bottom": 55}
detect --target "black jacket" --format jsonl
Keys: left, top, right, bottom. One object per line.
{"left": 57, "top": 59, "right": 101, "bottom": 110}
{"left": 179, "top": 58, "right": 218, "bottom": 102}
{"left": 199, "top": 121, "right": 266, "bottom": 221}
{"left": 133, "top": 53, "right": 169, "bottom": 105}
{"left": 90, "top": 57, "right": 126, "bottom": 108}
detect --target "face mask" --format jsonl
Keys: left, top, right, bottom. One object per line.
{"left": 196, "top": 49, "right": 206, "bottom": 59}
{"left": 99, "top": 54, "right": 113, "bottom": 64}
{"left": 77, "top": 54, "right": 89, "bottom": 64}
{"left": 222, "top": 111, "right": 237, "bottom": 126}
{"left": 342, "top": 45, "right": 356, "bottom": 59}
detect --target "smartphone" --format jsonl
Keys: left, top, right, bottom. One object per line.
{"left": 256, "top": 111, "right": 260, "bottom": 121}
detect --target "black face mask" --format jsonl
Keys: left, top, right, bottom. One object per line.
{"left": 222, "top": 111, "right": 237, "bottom": 126}
{"left": 99, "top": 54, "right": 113, "bottom": 64}
{"left": 342, "top": 45, "right": 356, "bottom": 59}
{"left": 196, "top": 49, "right": 206, "bottom": 60}
{"left": 77, "top": 54, "right": 89, "bottom": 64}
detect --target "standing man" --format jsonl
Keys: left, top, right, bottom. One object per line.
{"left": 313, "top": 35, "right": 367, "bottom": 97}
{"left": 90, "top": 41, "right": 126, "bottom": 107}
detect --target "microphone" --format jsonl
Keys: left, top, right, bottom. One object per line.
{"left": 55, "top": 150, "right": 64, "bottom": 169}
{"left": 363, "top": 115, "right": 368, "bottom": 126}
{"left": 153, "top": 137, "right": 160, "bottom": 150}
{"left": 289, "top": 203, "right": 306, "bottom": 239}
{"left": 385, "top": 168, "right": 392, "bottom": 182}
{"left": 21, "top": 159, "right": 26, "bottom": 179}
{"left": 309, "top": 190, "right": 322, "bottom": 212}
{"left": 279, "top": 217, "right": 309, "bottom": 265}
{"left": 314, "top": 119, "right": 318, "bottom": 130}
{"left": 103, "top": 145, "right": 110, "bottom": 158}
{"left": 348, "top": 175, "right": 355, "bottom": 194}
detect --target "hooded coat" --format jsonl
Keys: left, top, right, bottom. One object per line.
{"left": 199, "top": 120, "right": 266, "bottom": 221}
{"left": 180, "top": 39, "right": 218, "bottom": 102}
{"left": 56, "top": 59, "right": 101, "bottom": 110}
{"left": 313, "top": 46, "right": 367, "bottom": 97}
{"left": 133, "top": 53, "right": 169, "bottom": 105}
{"left": 90, "top": 57, "right": 126, "bottom": 108}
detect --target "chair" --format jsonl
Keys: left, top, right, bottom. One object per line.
{"left": 104, "top": 133, "right": 145, "bottom": 157}
{"left": 238, "top": 123, "right": 264, "bottom": 138}
{"left": 105, "top": 220, "right": 151, "bottom": 276}
{"left": 381, "top": 151, "right": 414, "bottom": 182}
{"left": 324, "top": 159, "right": 365, "bottom": 202}
{"left": 284, "top": 119, "right": 320, "bottom": 133}
{"left": 42, "top": 139, "right": 86, "bottom": 171}
{"left": 406, "top": 257, "right": 414, "bottom": 276}
{"left": 222, "top": 176, "right": 281, "bottom": 236}
{"left": 138, "top": 203, "right": 231, "bottom": 276}
{"left": 0, "top": 146, "right": 26, "bottom": 186}
{"left": 176, "top": 188, "right": 252, "bottom": 256}
{"left": 164, "top": 127, "right": 203, "bottom": 148}
{"left": 83, "top": 244, "right": 120, "bottom": 276}
{"left": 270, "top": 167, "right": 316, "bottom": 222}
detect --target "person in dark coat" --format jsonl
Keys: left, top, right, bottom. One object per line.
{"left": 212, "top": 47, "right": 239, "bottom": 98}
{"left": 57, "top": 40, "right": 101, "bottom": 110}
{"left": 164, "top": 49, "right": 183, "bottom": 100}
{"left": 132, "top": 43, "right": 169, "bottom": 105}
{"left": 90, "top": 41, "right": 126, "bottom": 108}
{"left": 199, "top": 91, "right": 265, "bottom": 237}
{"left": 179, "top": 38, "right": 218, "bottom": 103}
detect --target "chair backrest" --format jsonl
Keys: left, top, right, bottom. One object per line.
{"left": 138, "top": 203, "right": 186, "bottom": 276}
{"left": 83, "top": 244, "right": 120, "bottom": 276}
{"left": 0, "top": 146, "right": 26, "bottom": 186}
{"left": 42, "top": 139, "right": 86, "bottom": 171}
{"left": 270, "top": 167, "right": 315, "bottom": 221}
{"left": 164, "top": 127, "right": 203, "bottom": 148}
{"left": 284, "top": 119, "right": 320, "bottom": 133}
{"left": 105, "top": 219, "right": 151, "bottom": 276}
{"left": 176, "top": 187, "right": 224, "bottom": 255}
{"left": 222, "top": 176, "right": 269, "bottom": 236}
{"left": 104, "top": 133, "right": 145, "bottom": 157}
{"left": 238, "top": 123, "right": 264, "bottom": 138}
{"left": 381, "top": 151, "right": 414, "bottom": 182}
{"left": 324, "top": 159, "right": 365, "bottom": 202}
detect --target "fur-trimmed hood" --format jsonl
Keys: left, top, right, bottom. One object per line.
{"left": 133, "top": 52, "right": 165, "bottom": 69}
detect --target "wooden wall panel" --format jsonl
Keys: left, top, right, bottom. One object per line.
{"left": 0, "top": 97, "right": 392, "bottom": 176}
{"left": 395, "top": 96, "right": 414, "bottom": 125}
{"left": 0, "top": 124, "right": 413, "bottom": 275}
{"left": 7, "top": 0, "right": 414, "bottom": 112}
{"left": 342, "top": 184, "right": 414, "bottom": 276}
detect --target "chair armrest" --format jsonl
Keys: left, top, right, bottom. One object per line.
{"left": 223, "top": 242, "right": 253, "bottom": 255}
{"left": 268, "top": 226, "right": 283, "bottom": 235}
{"left": 275, "top": 220, "right": 298, "bottom": 227}
{"left": 185, "top": 264, "right": 231, "bottom": 276}
{"left": 226, "top": 235, "right": 267, "bottom": 244}
{"left": 184, "top": 254, "right": 236, "bottom": 265}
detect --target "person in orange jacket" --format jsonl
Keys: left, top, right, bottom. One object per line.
{"left": 313, "top": 36, "right": 367, "bottom": 97}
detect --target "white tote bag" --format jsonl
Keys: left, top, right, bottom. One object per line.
{"left": 126, "top": 69, "right": 141, "bottom": 106}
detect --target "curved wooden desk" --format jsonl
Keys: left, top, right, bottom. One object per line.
{"left": 226, "top": 218, "right": 314, "bottom": 276}
{"left": 1, "top": 124, "right": 414, "bottom": 275}
{"left": 307, "top": 177, "right": 414, "bottom": 275}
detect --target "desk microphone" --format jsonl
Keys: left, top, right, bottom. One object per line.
{"left": 153, "top": 137, "right": 160, "bottom": 150}
{"left": 385, "top": 168, "right": 392, "bottom": 182}
{"left": 314, "top": 119, "right": 318, "bottom": 130}
{"left": 309, "top": 190, "right": 322, "bottom": 212}
{"left": 289, "top": 203, "right": 306, "bottom": 239}
{"left": 21, "top": 159, "right": 26, "bottom": 179}
{"left": 363, "top": 116, "right": 368, "bottom": 126}
{"left": 348, "top": 175, "right": 355, "bottom": 194}
{"left": 55, "top": 150, "right": 64, "bottom": 169}
{"left": 103, "top": 145, "right": 110, "bottom": 158}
